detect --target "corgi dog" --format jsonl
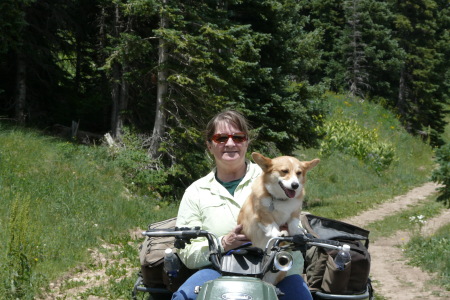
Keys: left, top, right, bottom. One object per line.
{"left": 237, "top": 152, "right": 319, "bottom": 284}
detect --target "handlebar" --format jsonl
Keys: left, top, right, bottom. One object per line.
{"left": 143, "top": 227, "right": 343, "bottom": 251}
{"left": 142, "top": 228, "right": 344, "bottom": 272}
{"left": 142, "top": 227, "right": 211, "bottom": 239}
{"left": 143, "top": 227, "right": 222, "bottom": 270}
{"left": 265, "top": 233, "right": 342, "bottom": 251}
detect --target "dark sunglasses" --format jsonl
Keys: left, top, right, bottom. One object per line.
{"left": 211, "top": 132, "right": 247, "bottom": 144}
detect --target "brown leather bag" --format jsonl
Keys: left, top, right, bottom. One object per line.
{"left": 139, "top": 217, "right": 197, "bottom": 292}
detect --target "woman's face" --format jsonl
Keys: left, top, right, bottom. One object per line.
{"left": 207, "top": 121, "right": 249, "bottom": 169}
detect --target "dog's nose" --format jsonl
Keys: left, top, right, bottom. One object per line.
{"left": 291, "top": 182, "right": 299, "bottom": 190}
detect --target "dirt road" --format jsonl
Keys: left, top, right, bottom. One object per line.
{"left": 342, "top": 182, "right": 449, "bottom": 300}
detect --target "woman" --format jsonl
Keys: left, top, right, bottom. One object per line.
{"left": 172, "top": 110, "right": 312, "bottom": 300}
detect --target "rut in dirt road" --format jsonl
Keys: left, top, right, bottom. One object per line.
{"left": 341, "top": 182, "right": 450, "bottom": 300}
{"left": 340, "top": 182, "right": 442, "bottom": 228}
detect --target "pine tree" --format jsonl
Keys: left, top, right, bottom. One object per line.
{"left": 358, "top": 0, "right": 404, "bottom": 102}
{"left": 392, "top": 0, "right": 449, "bottom": 145}
{"left": 300, "top": 0, "right": 346, "bottom": 90}
{"left": 227, "top": 0, "right": 325, "bottom": 154}
{"left": 343, "top": 0, "right": 369, "bottom": 98}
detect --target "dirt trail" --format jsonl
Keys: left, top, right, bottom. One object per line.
{"left": 341, "top": 182, "right": 450, "bottom": 300}
{"left": 340, "top": 182, "right": 442, "bottom": 228}
{"left": 38, "top": 244, "right": 136, "bottom": 300}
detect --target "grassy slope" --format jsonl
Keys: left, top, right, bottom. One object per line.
{"left": 302, "top": 93, "right": 434, "bottom": 218}
{"left": 0, "top": 126, "right": 176, "bottom": 297}
{"left": 0, "top": 93, "right": 437, "bottom": 297}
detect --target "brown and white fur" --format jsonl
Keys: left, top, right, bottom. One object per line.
{"left": 237, "top": 152, "right": 319, "bottom": 284}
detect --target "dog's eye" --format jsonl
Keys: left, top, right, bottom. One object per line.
{"left": 296, "top": 171, "right": 302, "bottom": 176}
{"left": 281, "top": 169, "right": 289, "bottom": 174}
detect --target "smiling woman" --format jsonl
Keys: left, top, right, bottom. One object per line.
{"left": 172, "top": 109, "right": 313, "bottom": 300}
{"left": 207, "top": 120, "right": 249, "bottom": 182}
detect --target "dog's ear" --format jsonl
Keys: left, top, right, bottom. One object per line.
{"left": 252, "top": 152, "right": 272, "bottom": 172}
{"left": 303, "top": 158, "right": 320, "bottom": 172}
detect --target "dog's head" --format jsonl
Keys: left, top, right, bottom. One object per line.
{"left": 252, "top": 152, "right": 319, "bottom": 199}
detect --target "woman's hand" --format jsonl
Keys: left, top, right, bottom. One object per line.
{"left": 221, "top": 224, "right": 250, "bottom": 252}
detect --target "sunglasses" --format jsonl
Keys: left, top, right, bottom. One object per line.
{"left": 211, "top": 132, "right": 247, "bottom": 144}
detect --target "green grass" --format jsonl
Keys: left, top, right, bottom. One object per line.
{"left": 404, "top": 223, "right": 450, "bottom": 290}
{"left": 0, "top": 93, "right": 442, "bottom": 298}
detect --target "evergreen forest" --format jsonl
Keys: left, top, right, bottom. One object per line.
{"left": 1, "top": 0, "right": 449, "bottom": 198}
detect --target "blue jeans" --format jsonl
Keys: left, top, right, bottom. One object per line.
{"left": 171, "top": 269, "right": 312, "bottom": 300}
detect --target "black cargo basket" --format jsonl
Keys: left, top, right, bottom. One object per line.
{"left": 301, "top": 213, "right": 370, "bottom": 248}
{"left": 301, "top": 213, "right": 373, "bottom": 299}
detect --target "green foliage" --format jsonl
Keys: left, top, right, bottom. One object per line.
{"left": 318, "top": 119, "right": 396, "bottom": 173}
{"left": 0, "top": 0, "right": 448, "bottom": 154}
{"left": 391, "top": 0, "right": 449, "bottom": 146}
{"left": 317, "top": 95, "right": 398, "bottom": 173}
{"left": 106, "top": 127, "right": 208, "bottom": 200}
{"left": 299, "top": 0, "right": 449, "bottom": 146}
{"left": 403, "top": 223, "right": 450, "bottom": 290}
{"left": 107, "top": 127, "right": 171, "bottom": 197}
{"left": 431, "top": 143, "right": 450, "bottom": 206}
{"left": 2, "top": 196, "right": 38, "bottom": 299}
{"left": 0, "top": 0, "right": 36, "bottom": 54}
{"left": 225, "top": 0, "right": 326, "bottom": 154}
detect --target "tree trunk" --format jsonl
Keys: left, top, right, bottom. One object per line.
{"left": 397, "top": 64, "right": 412, "bottom": 132}
{"left": 149, "top": 0, "right": 169, "bottom": 159}
{"left": 110, "top": 3, "right": 122, "bottom": 138}
{"left": 75, "top": 36, "right": 82, "bottom": 93}
{"left": 99, "top": 6, "right": 110, "bottom": 130}
{"left": 116, "top": 16, "right": 133, "bottom": 137}
{"left": 117, "top": 62, "right": 129, "bottom": 135}
{"left": 345, "top": 0, "right": 367, "bottom": 99}
{"left": 15, "top": 51, "right": 26, "bottom": 124}
{"left": 111, "top": 62, "right": 121, "bottom": 137}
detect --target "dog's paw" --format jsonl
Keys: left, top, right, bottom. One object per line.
{"left": 268, "top": 229, "right": 281, "bottom": 239}
{"left": 262, "top": 223, "right": 283, "bottom": 239}
{"left": 279, "top": 230, "right": 289, "bottom": 237}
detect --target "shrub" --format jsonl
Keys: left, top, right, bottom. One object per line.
{"left": 105, "top": 127, "right": 208, "bottom": 201}
{"left": 431, "top": 143, "right": 450, "bottom": 207}
{"left": 105, "top": 127, "right": 173, "bottom": 199}
{"left": 317, "top": 119, "right": 396, "bottom": 173}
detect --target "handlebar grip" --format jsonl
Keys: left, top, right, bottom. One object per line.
{"left": 142, "top": 228, "right": 209, "bottom": 239}
{"left": 291, "top": 234, "right": 342, "bottom": 249}
{"left": 310, "top": 238, "right": 341, "bottom": 247}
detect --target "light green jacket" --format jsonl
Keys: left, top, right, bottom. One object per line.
{"left": 176, "top": 161, "right": 304, "bottom": 276}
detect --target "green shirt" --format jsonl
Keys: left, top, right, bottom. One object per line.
{"left": 216, "top": 175, "right": 244, "bottom": 196}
